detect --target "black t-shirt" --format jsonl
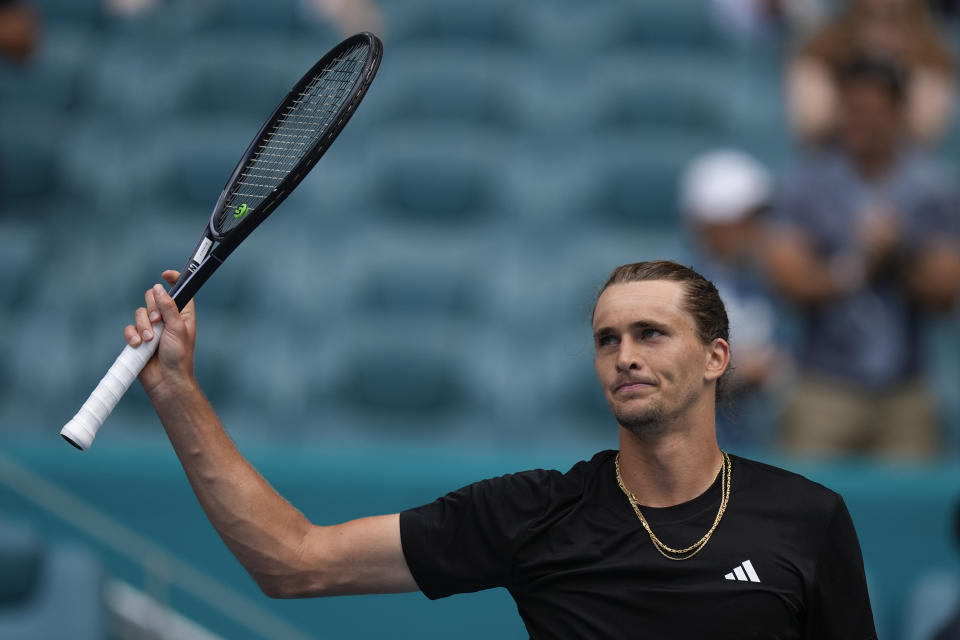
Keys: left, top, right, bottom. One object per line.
{"left": 399, "top": 451, "right": 877, "bottom": 639}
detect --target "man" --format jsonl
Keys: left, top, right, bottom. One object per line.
{"left": 126, "top": 260, "right": 876, "bottom": 638}
{"left": 767, "top": 54, "right": 960, "bottom": 458}
{"left": 680, "top": 148, "right": 788, "bottom": 446}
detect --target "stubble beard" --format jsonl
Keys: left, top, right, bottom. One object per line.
{"left": 610, "top": 382, "right": 702, "bottom": 440}
{"left": 612, "top": 401, "right": 668, "bottom": 439}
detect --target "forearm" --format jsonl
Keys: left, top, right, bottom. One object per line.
{"left": 148, "top": 378, "right": 317, "bottom": 595}
{"left": 766, "top": 241, "right": 850, "bottom": 304}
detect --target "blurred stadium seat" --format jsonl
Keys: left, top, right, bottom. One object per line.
{"left": 363, "top": 46, "right": 537, "bottom": 132}
{"left": 0, "top": 515, "right": 105, "bottom": 639}
{"left": 32, "top": 0, "right": 105, "bottom": 28}
{"left": 363, "top": 126, "right": 518, "bottom": 225}
{"left": 559, "top": 132, "right": 716, "bottom": 231}
{"left": 0, "top": 27, "right": 93, "bottom": 112}
{"left": 382, "top": 0, "right": 534, "bottom": 50}
{"left": 537, "top": 0, "right": 732, "bottom": 54}
{"left": 576, "top": 53, "right": 740, "bottom": 136}
{"left": 311, "top": 317, "right": 505, "bottom": 437}
{"left": 174, "top": 36, "right": 315, "bottom": 118}
{"left": 0, "top": 108, "right": 69, "bottom": 207}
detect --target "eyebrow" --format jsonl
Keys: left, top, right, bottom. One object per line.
{"left": 593, "top": 319, "right": 671, "bottom": 339}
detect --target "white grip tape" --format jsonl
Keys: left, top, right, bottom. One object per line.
{"left": 60, "top": 322, "right": 164, "bottom": 450}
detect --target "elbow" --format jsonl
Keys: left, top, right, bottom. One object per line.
{"left": 251, "top": 527, "right": 338, "bottom": 599}
{"left": 253, "top": 568, "right": 329, "bottom": 600}
{"left": 257, "top": 579, "right": 305, "bottom": 600}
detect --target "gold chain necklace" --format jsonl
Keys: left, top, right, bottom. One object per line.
{"left": 614, "top": 451, "right": 731, "bottom": 561}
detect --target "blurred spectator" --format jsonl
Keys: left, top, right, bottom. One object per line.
{"left": 0, "top": 0, "right": 37, "bottom": 62}
{"left": 103, "top": 0, "right": 160, "bottom": 18}
{"left": 304, "top": 0, "right": 384, "bottom": 37}
{"left": 711, "top": 0, "right": 830, "bottom": 39}
{"left": 787, "top": 0, "right": 954, "bottom": 145}
{"left": 767, "top": 54, "right": 960, "bottom": 459}
{"left": 681, "top": 149, "right": 789, "bottom": 446}
{"left": 930, "top": 499, "right": 960, "bottom": 639}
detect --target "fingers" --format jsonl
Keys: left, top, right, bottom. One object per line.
{"left": 125, "top": 270, "right": 195, "bottom": 347}
{"left": 152, "top": 283, "right": 181, "bottom": 330}
{"left": 135, "top": 306, "right": 154, "bottom": 340}
{"left": 125, "top": 306, "right": 155, "bottom": 346}
{"left": 124, "top": 323, "right": 141, "bottom": 346}
{"left": 161, "top": 269, "right": 197, "bottom": 336}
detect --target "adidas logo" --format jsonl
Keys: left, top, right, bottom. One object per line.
{"left": 724, "top": 560, "right": 761, "bottom": 583}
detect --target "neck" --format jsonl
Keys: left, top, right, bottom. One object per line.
{"left": 617, "top": 411, "right": 722, "bottom": 508}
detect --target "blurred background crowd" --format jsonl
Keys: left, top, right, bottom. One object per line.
{"left": 2, "top": 0, "right": 960, "bottom": 638}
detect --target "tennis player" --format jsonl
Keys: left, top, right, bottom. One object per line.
{"left": 126, "top": 260, "right": 877, "bottom": 638}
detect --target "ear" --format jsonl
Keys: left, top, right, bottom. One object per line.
{"left": 703, "top": 338, "right": 730, "bottom": 382}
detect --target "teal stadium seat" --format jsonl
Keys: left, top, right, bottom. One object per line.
{"left": 59, "top": 116, "right": 174, "bottom": 215}
{"left": 32, "top": 0, "right": 105, "bottom": 28}
{"left": 556, "top": 133, "right": 716, "bottom": 231}
{"left": 155, "top": 117, "right": 266, "bottom": 208}
{"left": 85, "top": 37, "right": 195, "bottom": 121}
{"left": 174, "top": 36, "right": 315, "bottom": 118}
{"left": 363, "top": 46, "right": 537, "bottom": 132}
{"left": 365, "top": 126, "right": 518, "bottom": 225}
{"left": 174, "top": 0, "right": 336, "bottom": 37}
{"left": 314, "top": 317, "right": 505, "bottom": 437}
{"left": 538, "top": 0, "right": 731, "bottom": 54}
{"left": 577, "top": 53, "right": 739, "bottom": 137}
{"left": 340, "top": 226, "right": 500, "bottom": 321}
{"left": 0, "top": 109, "right": 68, "bottom": 207}
{"left": 0, "top": 222, "right": 40, "bottom": 307}
{"left": 0, "top": 27, "right": 93, "bottom": 112}
{"left": 382, "top": 0, "right": 534, "bottom": 50}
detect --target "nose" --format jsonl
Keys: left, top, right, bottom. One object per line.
{"left": 616, "top": 337, "right": 643, "bottom": 372}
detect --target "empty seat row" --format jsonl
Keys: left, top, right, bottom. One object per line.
{"left": 31, "top": 0, "right": 742, "bottom": 53}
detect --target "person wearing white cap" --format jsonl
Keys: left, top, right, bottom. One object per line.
{"left": 680, "top": 149, "right": 788, "bottom": 446}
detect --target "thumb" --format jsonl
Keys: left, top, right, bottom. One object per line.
{"left": 159, "top": 269, "right": 196, "bottom": 335}
{"left": 152, "top": 283, "right": 187, "bottom": 339}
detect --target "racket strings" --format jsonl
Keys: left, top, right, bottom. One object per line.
{"left": 216, "top": 43, "right": 370, "bottom": 233}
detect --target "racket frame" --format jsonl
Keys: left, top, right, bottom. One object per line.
{"left": 167, "top": 32, "right": 383, "bottom": 310}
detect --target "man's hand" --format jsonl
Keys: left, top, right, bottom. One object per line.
{"left": 123, "top": 270, "right": 197, "bottom": 397}
{"left": 857, "top": 206, "right": 902, "bottom": 277}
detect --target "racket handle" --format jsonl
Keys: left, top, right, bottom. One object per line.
{"left": 60, "top": 322, "right": 164, "bottom": 450}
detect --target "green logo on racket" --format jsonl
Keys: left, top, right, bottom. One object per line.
{"left": 233, "top": 203, "right": 249, "bottom": 219}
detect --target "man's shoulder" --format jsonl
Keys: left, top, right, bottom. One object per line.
{"left": 731, "top": 454, "right": 843, "bottom": 516}
{"left": 486, "top": 450, "right": 616, "bottom": 492}
{"left": 452, "top": 450, "right": 616, "bottom": 500}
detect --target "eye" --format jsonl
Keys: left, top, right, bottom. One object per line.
{"left": 596, "top": 334, "right": 619, "bottom": 348}
{"left": 640, "top": 328, "right": 663, "bottom": 340}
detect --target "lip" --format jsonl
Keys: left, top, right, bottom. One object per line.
{"left": 614, "top": 380, "right": 657, "bottom": 393}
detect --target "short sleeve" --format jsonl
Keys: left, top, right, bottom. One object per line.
{"left": 399, "top": 469, "right": 557, "bottom": 600}
{"left": 803, "top": 497, "right": 878, "bottom": 640}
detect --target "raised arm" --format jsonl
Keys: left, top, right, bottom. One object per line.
{"left": 126, "top": 271, "right": 418, "bottom": 598}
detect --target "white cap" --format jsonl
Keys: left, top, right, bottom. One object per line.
{"left": 680, "top": 149, "right": 772, "bottom": 224}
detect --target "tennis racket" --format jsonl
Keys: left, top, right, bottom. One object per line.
{"left": 61, "top": 32, "right": 383, "bottom": 451}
